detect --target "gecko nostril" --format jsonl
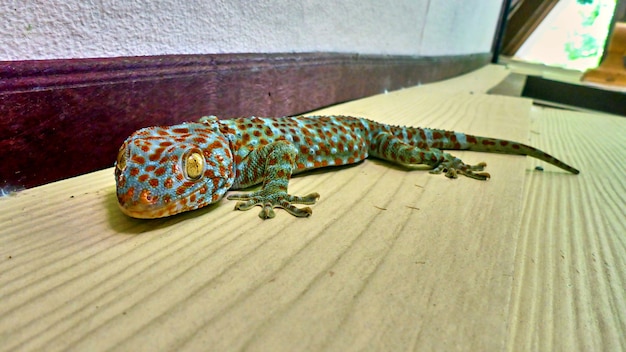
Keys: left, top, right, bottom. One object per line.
{"left": 139, "top": 189, "right": 158, "bottom": 205}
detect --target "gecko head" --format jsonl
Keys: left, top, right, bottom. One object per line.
{"left": 115, "top": 121, "right": 235, "bottom": 219}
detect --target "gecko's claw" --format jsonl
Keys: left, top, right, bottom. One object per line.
{"left": 228, "top": 191, "right": 320, "bottom": 219}
{"left": 430, "top": 159, "right": 490, "bottom": 180}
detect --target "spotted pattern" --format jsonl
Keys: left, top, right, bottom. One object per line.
{"left": 115, "top": 115, "right": 579, "bottom": 219}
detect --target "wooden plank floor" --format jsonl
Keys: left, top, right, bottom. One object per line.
{"left": 508, "top": 106, "right": 626, "bottom": 351}
{"left": 1, "top": 65, "right": 624, "bottom": 351}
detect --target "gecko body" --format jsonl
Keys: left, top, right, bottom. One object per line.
{"left": 115, "top": 115, "right": 578, "bottom": 219}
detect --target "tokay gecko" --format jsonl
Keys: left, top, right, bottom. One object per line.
{"left": 115, "top": 115, "right": 579, "bottom": 219}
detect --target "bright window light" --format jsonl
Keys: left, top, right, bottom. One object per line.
{"left": 515, "top": 0, "right": 617, "bottom": 71}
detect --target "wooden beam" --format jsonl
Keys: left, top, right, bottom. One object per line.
{"left": 0, "top": 53, "right": 490, "bottom": 189}
{"left": 501, "top": 0, "right": 560, "bottom": 55}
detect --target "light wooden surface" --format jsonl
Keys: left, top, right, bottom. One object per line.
{"left": 509, "top": 106, "right": 626, "bottom": 351}
{"left": 1, "top": 65, "right": 624, "bottom": 351}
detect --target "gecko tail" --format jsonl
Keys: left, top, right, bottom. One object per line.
{"left": 466, "top": 136, "right": 580, "bottom": 175}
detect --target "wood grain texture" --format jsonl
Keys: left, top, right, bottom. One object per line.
{"left": 2, "top": 65, "right": 623, "bottom": 351}
{"left": 0, "top": 52, "right": 490, "bottom": 190}
{"left": 507, "top": 107, "right": 626, "bottom": 351}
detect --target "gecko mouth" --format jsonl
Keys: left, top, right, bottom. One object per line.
{"left": 117, "top": 192, "right": 165, "bottom": 219}
{"left": 117, "top": 187, "right": 174, "bottom": 219}
{"left": 118, "top": 200, "right": 179, "bottom": 219}
{"left": 117, "top": 186, "right": 210, "bottom": 219}
{"left": 118, "top": 203, "right": 158, "bottom": 219}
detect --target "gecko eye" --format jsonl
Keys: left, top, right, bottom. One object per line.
{"left": 184, "top": 151, "right": 204, "bottom": 180}
{"left": 116, "top": 145, "right": 127, "bottom": 171}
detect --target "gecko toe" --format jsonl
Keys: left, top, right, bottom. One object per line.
{"left": 233, "top": 199, "right": 257, "bottom": 211}
{"left": 259, "top": 203, "right": 276, "bottom": 219}
{"left": 282, "top": 204, "right": 313, "bottom": 218}
{"left": 290, "top": 192, "right": 320, "bottom": 205}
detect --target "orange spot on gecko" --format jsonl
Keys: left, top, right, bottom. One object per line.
{"left": 123, "top": 187, "right": 135, "bottom": 201}
{"left": 149, "top": 147, "right": 165, "bottom": 161}
{"left": 209, "top": 140, "right": 223, "bottom": 149}
{"left": 131, "top": 155, "right": 146, "bottom": 164}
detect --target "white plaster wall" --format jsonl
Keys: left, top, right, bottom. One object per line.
{"left": 0, "top": 0, "right": 503, "bottom": 61}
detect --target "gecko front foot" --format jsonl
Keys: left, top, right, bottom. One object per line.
{"left": 227, "top": 191, "right": 320, "bottom": 219}
{"left": 430, "top": 158, "right": 491, "bottom": 180}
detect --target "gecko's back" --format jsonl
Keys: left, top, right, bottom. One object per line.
{"left": 219, "top": 116, "right": 372, "bottom": 175}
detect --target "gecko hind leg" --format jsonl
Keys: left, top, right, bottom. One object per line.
{"left": 371, "top": 132, "right": 490, "bottom": 180}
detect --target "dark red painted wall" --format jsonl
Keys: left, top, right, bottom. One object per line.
{"left": 0, "top": 53, "right": 490, "bottom": 189}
